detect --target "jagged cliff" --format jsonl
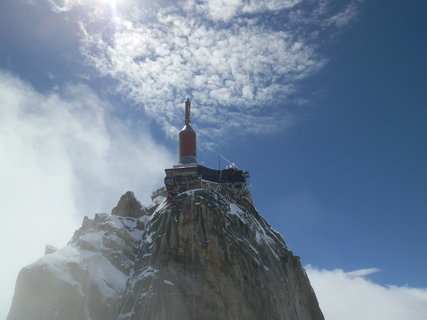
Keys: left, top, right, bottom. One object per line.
{"left": 7, "top": 188, "right": 324, "bottom": 320}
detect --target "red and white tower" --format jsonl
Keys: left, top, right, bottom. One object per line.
{"left": 179, "top": 98, "right": 197, "bottom": 165}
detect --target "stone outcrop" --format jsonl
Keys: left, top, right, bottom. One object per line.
{"left": 44, "top": 244, "right": 58, "bottom": 255}
{"left": 112, "top": 191, "right": 145, "bottom": 218}
{"left": 7, "top": 188, "right": 324, "bottom": 320}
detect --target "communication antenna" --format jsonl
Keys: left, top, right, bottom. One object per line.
{"left": 218, "top": 154, "right": 237, "bottom": 169}
{"left": 185, "top": 98, "right": 191, "bottom": 125}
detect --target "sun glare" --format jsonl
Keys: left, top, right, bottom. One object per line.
{"left": 93, "top": 0, "right": 126, "bottom": 19}
{"left": 96, "top": 0, "right": 127, "bottom": 5}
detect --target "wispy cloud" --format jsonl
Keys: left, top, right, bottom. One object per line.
{"left": 327, "top": 1, "right": 361, "bottom": 27}
{"left": 307, "top": 266, "right": 427, "bottom": 320}
{"left": 346, "top": 267, "right": 380, "bottom": 277}
{"left": 46, "top": 0, "right": 82, "bottom": 12}
{"left": 184, "top": 0, "right": 303, "bottom": 21}
{"left": 0, "top": 71, "right": 173, "bottom": 318}
{"left": 45, "top": 0, "right": 363, "bottom": 146}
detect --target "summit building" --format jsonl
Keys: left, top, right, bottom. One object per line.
{"left": 163, "top": 99, "right": 250, "bottom": 195}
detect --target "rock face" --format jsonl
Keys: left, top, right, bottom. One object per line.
{"left": 7, "top": 188, "right": 324, "bottom": 320}
{"left": 111, "top": 191, "right": 145, "bottom": 218}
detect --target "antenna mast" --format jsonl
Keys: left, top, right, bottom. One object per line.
{"left": 185, "top": 98, "right": 191, "bottom": 125}
{"left": 218, "top": 154, "right": 237, "bottom": 169}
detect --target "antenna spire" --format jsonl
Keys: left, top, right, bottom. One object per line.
{"left": 185, "top": 98, "right": 191, "bottom": 125}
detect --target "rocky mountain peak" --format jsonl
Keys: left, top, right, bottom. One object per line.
{"left": 111, "top": 191, "right": 145, "bottom": 218}
{"left": 7, "top": 187, "right": 324, "bottom": 320}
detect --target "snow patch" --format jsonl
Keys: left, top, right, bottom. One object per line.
{"left": 80, "top": 230, "right": 106, "bottom": 251}
{"left": 152, "top": 195, "right": 166, "bottom": 205}
{"left": 132, "top": 266, "right": 158, "bottom": 283}
{"left": 229, "top": 203, "right": 244, "bottom": 218}
{"left": 31, "top": 244, "right": 128, "bottom": 299}
{"left": 153, "top": 198, "right": 168, "bottom": 215}
{"left": 180, "top": 188, "right": 205, "bottom": 196}
{"left": 144, "top": 232, "right": 155, "bottom": 244}
{"left": 228, "top": 202, "right": 280, "bottom": 260}
{"left": 118, "top": 311, "right": 133, "bottom": 320}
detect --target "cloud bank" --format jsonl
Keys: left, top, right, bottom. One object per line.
{"left": 0, "top": 71, "right": 173, "bottom": 318}
{"left": 307, "top": 266, "right": 427, "bottom": 320}
{"left": 45, "top": 0, "right": 363, "bottom": 146}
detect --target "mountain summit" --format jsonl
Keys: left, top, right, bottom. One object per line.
{"left": 7, "top": 184, "right": 324, "bottom": 320}
{"left": 8, "top": 99, "right": 324, "bottom": 319}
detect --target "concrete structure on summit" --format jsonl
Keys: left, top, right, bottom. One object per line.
{"left": 178, "top": 98, "right": 197, "bottom": 165}
{"left": 163, "top": 99, "right": 250, "bottom": 194}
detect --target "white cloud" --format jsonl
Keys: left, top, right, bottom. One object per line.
{"left": 327, "top": 1, "right": 360, "bottom": 27}
{"left": 43, "top": 0, "right": 364, "bottom": 146}
{"left": 47, "top": 0, "right": 83, "bottom": 12}
{"left": 306, "top": 266, "right": 427, "bottom": 320}
{"left": 77, "top": 5, "right": 326, "bottom": 144}
{"left": 0, "top": 71, "right": 173, "bottom": 318}
{"left": 184, "top": 0, "right": 302, "bottom": 21}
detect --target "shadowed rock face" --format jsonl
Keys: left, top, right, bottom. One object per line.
{"left": 7, "top": 188, "right": 324, "bottom": 320}
{"left": 112, "top": 191, "right": 144, "bottom": 218}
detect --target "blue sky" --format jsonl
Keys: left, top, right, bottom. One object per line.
{"left": 1, "top": 0, "right": 426, "bottom": 319}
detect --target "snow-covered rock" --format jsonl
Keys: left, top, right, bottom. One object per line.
{"left": 7, "top": 213, "right": 143, "bottom": 320}
{"left": 7, "top": 188, "right": 324, "bottom": 320}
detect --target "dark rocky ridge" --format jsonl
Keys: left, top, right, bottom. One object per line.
{"left": 7, "top": 187, "right": 324, "bottom": 320}
{"left": 111, "top": 191, "right": 145, "bottom": 218}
